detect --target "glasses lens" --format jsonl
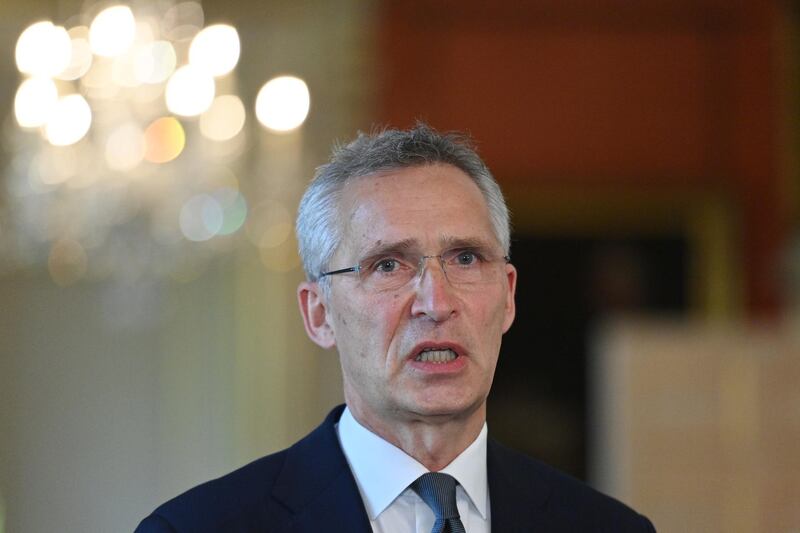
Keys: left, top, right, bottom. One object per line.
{"left": 441, "top": 251, "right": 487, "bottom": 284}
{"left": 360, "top": 258, "right": 416, "bottom": 292}
{"left": 360, "top": 251, "right": 504, "bottom": 292}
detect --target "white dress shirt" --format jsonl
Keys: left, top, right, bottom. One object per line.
{"left": 336, "top": 406, "right": 491, "bottom": 533}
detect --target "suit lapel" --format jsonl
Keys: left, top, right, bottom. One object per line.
{"left": 270, "top": 406, "right": 372, "bottom": 533}
{"left": 487, "top": 438, "right": 551, "bottom": 531}
{"left": 271, "top": 408, "right": 559, "bottom": 532}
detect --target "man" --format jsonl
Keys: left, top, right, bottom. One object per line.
{"left": 136, "top": 124, "right": 656, "bottom": 532}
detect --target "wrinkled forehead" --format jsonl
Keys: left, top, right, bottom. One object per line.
{"left": 334, "top": 164, "right": 498, "bottom": 259}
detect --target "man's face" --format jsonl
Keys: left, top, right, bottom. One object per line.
{"left": 308, "top": 163, "right": 516, "bottom": 427}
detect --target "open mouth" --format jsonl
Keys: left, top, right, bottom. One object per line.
{"left": 414, "top": 348, "right": 458, "bottom": 364}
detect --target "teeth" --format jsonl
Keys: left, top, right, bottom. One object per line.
{"left": 415, "top": 349, "right": 457, "bottom": 363}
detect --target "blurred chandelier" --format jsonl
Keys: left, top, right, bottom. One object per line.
{"left": 1, "top": 1, "right": 311, "bottom": 285}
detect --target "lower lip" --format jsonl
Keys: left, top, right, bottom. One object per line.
{"left": 407, "top": 355, "right": 467, "bottom": 374}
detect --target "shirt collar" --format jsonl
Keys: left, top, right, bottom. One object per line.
{"left": 336, "top": 406, "right": 489, "bottom": 520}
{"left": 440, "top": 420, "right": 489, "bottom": 519}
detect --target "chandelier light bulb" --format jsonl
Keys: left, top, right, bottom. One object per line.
{"left": 89, "top": 5, "right": 136, "bottom": 57}
{"left": 15, "top": 21, "right": 72, "bottom": 77}
{"left": 189, "top": 24, "right": 240, "bottom": 77}
{"left": 255, "top": 75, "right": 310, "bottom": 132}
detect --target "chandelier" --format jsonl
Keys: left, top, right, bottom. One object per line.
{"left": 1, "top": 2, "right": 311, "bottom": 285}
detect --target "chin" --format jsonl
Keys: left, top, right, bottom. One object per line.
{"left": 406, "top": 395, "right": 484, "bottom": 420}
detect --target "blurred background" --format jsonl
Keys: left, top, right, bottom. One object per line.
{"left": 0, "top": 0, "right": 799, "bottom": 531}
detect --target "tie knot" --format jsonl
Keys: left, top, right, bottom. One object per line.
{"left": 411, "top": 472, "right": 460, "bottom": 520}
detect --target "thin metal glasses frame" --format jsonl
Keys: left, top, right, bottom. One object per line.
{"left": 318, "top": 254, "right": 511, "bottom": 280}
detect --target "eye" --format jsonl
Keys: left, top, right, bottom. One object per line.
{"left": 455, "top": 251, "right": 478, "bottom": 265}
{"left": 374, "top": 258, "right": 401, "bottom": 273}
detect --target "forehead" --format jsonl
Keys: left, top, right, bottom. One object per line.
{"left": 337, "top": 163, "right": 498, "bottom": 255}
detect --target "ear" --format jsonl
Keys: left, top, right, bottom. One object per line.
{"left": 501, "top": 263, "right": 517, "bottom": 333}
{"left": 297, "top": 281, "right": 337, "bottom": 349}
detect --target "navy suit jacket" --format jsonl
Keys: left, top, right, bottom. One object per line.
{"left": 136, "top": 405, "right": 655, "bottom": 532}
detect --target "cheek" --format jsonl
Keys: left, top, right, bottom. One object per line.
{"left": 475, "top": 290, "right": 506, "bottom": 324}
{"left": 475, "top": 293, "right": 510, "bottom": 344}
{"left": 332, "top": 293, "right": 405, "bottom": 354}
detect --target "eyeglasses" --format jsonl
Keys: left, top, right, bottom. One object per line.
{"left": 319, "top": 249, "right": 510, "bottom": 292}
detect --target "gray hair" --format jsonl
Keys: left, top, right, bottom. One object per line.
{"left": 296, "top": 123, "right": 511, "bottom": 283}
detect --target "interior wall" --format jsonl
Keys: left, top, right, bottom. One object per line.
{"left": 377, "top": 0, "right": 791, "bottom": 317}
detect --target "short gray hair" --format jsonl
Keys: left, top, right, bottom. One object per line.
{"left": 296, "top": 123, "right": 511, "bottom": 282}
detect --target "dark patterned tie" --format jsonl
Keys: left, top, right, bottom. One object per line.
{"left": 411, "top": 472, "right": 467, "bottom": 533}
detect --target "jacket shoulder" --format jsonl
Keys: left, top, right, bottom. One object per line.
{"left": 134, "top": 406, "right": 349, "bottom": 533}
{"left": 489, "top": 440, "right": 655, "bottom": 532}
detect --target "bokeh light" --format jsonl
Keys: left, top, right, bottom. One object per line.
{"left": 143, "top": 117, "right": 185, "bottom": 163}
{"left": 57, "top": 27, "right": 93, "bottom": 81}
{"left": 15, "top": 21, "right": 72, "bottom": 77}
{"left": 165, "top": 65, "right": 215, "bottom": 117}
{"left": 6, "top": 2, "right": 253, "bottom": 281}
{"left": 14, "top": 77, "right": 58, "bottom": 128}
{"left": 66, "top": 148, "right": 101, "bottom": 189}
{"left": 105, "top": 123, "right": 145, "bottom": 171}
{"left": 213, "top": 187, "right": 247, "bottom": 235}
{"left": 45, "top": 95, "right": 92, "bottom": 146}
{"left": 112, "top": 47, "right": 145, "bottom": 87}
{"left": 189, "top": 24, "right": 240, "bottom": 77}
{"left": 134, "top": 19, "right": 156, "bottom": 44}
{"left": 162, "top": 2, "right": 205, "bottom": 41}
{"left": 89, "top": 5, "right": 136, "bottom": 57}
{"left": 255, "top": 76, "right": 310, "bottom": 132}
{"left": 259, "top": 237, "right": 300, "bottom": 272}
{"left": 245, "top": 201, "right": 293, "bottom": 248}
{"left": 80, "top": 57, "right": 118, "bottom": 100}
{"left": 33, "top": 147, "right": 79, "bottom": 185}
{"left": 179, "top": 194, "right": 223, "bottom": 241}
{"left": 199, "top": 95, "right": 246, "bottom": 141}
{"left": 135, "top": 41, "right": 176, "bottom": 84}
{"left": 48, "top": 238, "right": 88, "bottom": 286}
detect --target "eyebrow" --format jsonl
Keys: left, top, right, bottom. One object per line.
{"left": 438, "top": 235, "right": 495, "bottom": 251}
{"left": 357, "top": 239, "right": 418, "bottom": 262}
{"left": 357, "top": 235, "right": 496, "bottom": 261}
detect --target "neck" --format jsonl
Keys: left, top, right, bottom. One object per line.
{"left": 346, "top": 401, "right": 486, "bottom": 471}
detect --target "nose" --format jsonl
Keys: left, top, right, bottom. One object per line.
{"left": 410, "top": 256, "right": 457, "bottom": 322}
